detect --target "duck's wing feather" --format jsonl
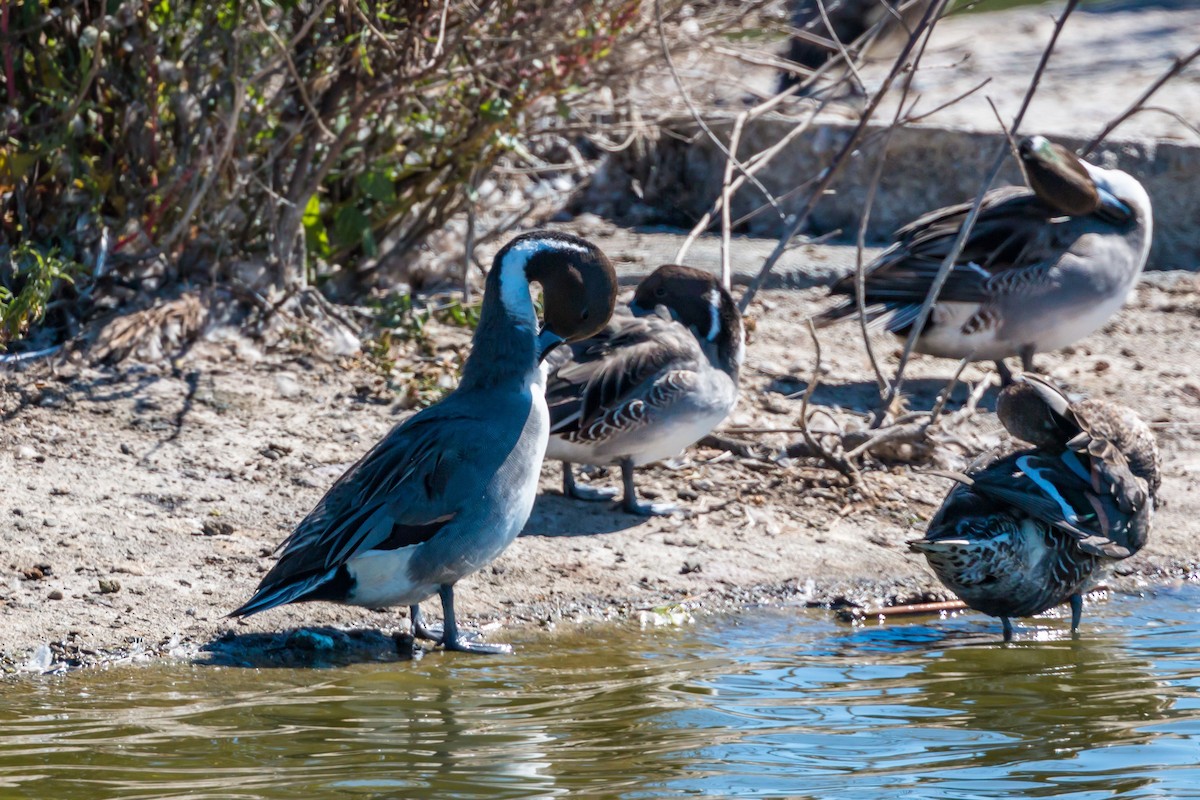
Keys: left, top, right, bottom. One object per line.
{"left": 546, "top": 315, "right": 700, "bottom": 440}
{"left": 822, "top": 189, "right": 1076, "bottom": 319}
{"left": 233, "top": 405, "right": 494, "bottom": 615}
{"left": 965, "top": 449, "right": 1148, "bottom": 560}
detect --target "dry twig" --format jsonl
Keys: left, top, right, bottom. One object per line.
{"left": 1082, "top": 43, "right": 1200, "bottom": 156}
{"left": 796, "top": 320, "right": 863, "bottom": 485}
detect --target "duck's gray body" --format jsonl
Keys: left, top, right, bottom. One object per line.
{"left": 545, "top": 311, "right": 739, "bottom": 468}
{"left": 326, "top": 379, "right": 548, "bottom": 610}
{"left": 543, "top": 264, "right": 743, "bottom": 515}
{"left": 909, "top": 193, "right": 1151, "bottom": 363}
{"left": 911, "top": 376, "right": 1160, "bottom": 640}
{"left": 915, "top": 477, "right": 1104, "bottom": 622}
{"left": 231, "top": 231, "right": 617, "bottom": 652}
{"left": 817, "top": 137, "right": 1153, "bottom": 378}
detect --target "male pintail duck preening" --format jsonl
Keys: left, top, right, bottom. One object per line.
{"left": 229, "top": 231, "right": 617, "bottom": 654}
{"left": 910, "top": 374, "right": 1160, "bottom": 641}
{"left": 815, "top": 135, "right": 1153, "bottom": 384}
{"left": 543, "top": 264, "right": 744, "bottom": 516}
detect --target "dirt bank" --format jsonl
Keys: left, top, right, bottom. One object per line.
{"left": 2, "top": 230, "right": 1198, "bottom": 673}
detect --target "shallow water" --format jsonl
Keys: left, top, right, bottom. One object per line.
{"left": 3, "top": 586, "right": 1200, "bottom": 799}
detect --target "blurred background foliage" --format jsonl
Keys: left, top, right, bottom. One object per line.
{"left": 0, "top": 0, "right": 650, "bottom": 351}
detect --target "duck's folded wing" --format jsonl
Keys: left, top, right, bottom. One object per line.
{"left": 1064, "top": 418, "right": 1153, "bottom": 554}
{"left": 547, "top": 317, "right": 695, "bottom": 439}
{"left": 232, "top": 409, "right": 481, "bottom": 615}
{"left": 967, "top": 452, "right": 1144, "bottom": 559}
{"left": 829, "top": 189, "right": 1065, "bottom": 306}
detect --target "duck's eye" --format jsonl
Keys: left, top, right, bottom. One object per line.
{"left": 580, "top": 309, "right": 589, "bottom": 321}
{"left": 654, "top": 286, "right": 667, "bottom": 298}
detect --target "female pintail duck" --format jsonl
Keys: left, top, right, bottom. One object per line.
{"left": 910, "top": 374, "right": 1160, "bottom": 641}
{"left": 543, "top": 264, "right": 744, "bottom": 516}
{"left": 816, "top": 135, "right": 1153, "bottom": 383}
{"left": 230, "top": 231, "right": 617, "bottom": 653}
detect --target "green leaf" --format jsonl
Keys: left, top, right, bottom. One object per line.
{"left": 479, "top": 96, "right": 512, "bottom": 122}
{"left": 302, "top": 194, "right": 330, "bottom": 258}
{"left": 357, "top": 170, "right": 395, "bottom": 203}
{"left": 333, "top": 206, "right": 371, "bottom": 250}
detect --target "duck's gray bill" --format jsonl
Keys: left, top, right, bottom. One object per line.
{"left": 537, "top": 327, "right": 565, "bottom": 363}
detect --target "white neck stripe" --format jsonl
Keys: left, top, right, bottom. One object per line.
{"left": 705, "top": 288, "right": 721, "bottom": 342}
{"left": 497, "top": 243, "right": 540, "bottom": 329}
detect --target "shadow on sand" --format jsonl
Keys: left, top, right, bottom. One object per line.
{"left": 523, "top": 491, "right": 650, "bottom": 537}
{"left": 765, "top": 376, "right": 1002, "bottom": 416}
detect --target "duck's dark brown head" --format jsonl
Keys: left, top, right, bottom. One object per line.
{"left": 996, "top": 374, "right": 1077, "bottom": 450}
{"left": 492, "top": 230, "right": 618, "bottom": 361}
{"left": 630, "top": 264, "right": 744, "bottom": 372}
{"left": 1018, "top": 136, "right": 1102, "bottom": 217}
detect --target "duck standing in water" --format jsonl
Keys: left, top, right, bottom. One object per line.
{"left": 910, "top": 375, "right": 1161, "bottom": 641}
{"left": 230, "top": 231, "right": 617, "bottom": 653}
{"left": 815, "top": 136, "right": 1153, "bottom": 383}
{"left": 544, "top": 264, "right": 744, "bottom": 516}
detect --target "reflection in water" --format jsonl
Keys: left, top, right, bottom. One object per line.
{"left": 1, "top": 588, "right": 1199, "bottom": 799}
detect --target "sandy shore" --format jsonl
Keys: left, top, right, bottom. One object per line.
{"left": 3, "top": 229, "right": 1198, "bottom": 672}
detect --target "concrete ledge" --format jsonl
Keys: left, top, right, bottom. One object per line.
{"left": 612, "top": 116, "right": 1198, "bottom": 271}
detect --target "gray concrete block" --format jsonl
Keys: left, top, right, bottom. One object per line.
{"left": 629, "top": 117, "right": 1198, "bottom": 271}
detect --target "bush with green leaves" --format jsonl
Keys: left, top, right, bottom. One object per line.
{"left": 0, "top": 0, "right": 647, "bottom": 348}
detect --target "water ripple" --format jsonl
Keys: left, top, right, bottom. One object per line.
{"left": 2, "top": 586, "right": 1200, "bottom": 799}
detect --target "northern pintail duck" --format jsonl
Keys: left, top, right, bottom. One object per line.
{"left": 816, "top": 135, "right": 1153, "bottom": 383}
{"left": 544, "top": 264, "right": 744, "bottom": 516}
{"left": 230, "top": 231, "right": 617, "bottom": 653}
{"left": 910, "top": 375, "right": 1160, "bottom": 641}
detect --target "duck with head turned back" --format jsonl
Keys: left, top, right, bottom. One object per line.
{"left": 544, "top": 264, "right": 744, "bottom": 516}
{"left": 910, "top": 374, "right": 1160, "bottom": 641}
{"left": 815, "top": 135, "right": 1152, "bottom": 384}
{"left": 230, "top": 231, "right": 617, "bottom": 654}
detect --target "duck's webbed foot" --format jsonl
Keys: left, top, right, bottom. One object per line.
{"left": 563, "top": 463, "right": 619, "bottom": 502}
{"left": 621, "top": 459, "right": 679, "bottom": 517}
{"left": 436, "top": 585, "right": 513, "bottom": 655}
{"left": 410, "top": 604, "right": 443, "bottom": 642}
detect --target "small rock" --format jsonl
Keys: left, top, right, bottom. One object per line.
{"left": 98, "top": 579, "right": 121, "bottom": 595}
{"left": 21, "top": 565, "right": 48, "bottom": 581}
{"left": 16, "top": 445, "right": 42, "bottom": 461}
{"left": 275, "top": 373, "right": 302, "bottom": 399}
{"left": 120, "top": 442, "right": 134, "bottom": 456}
{"left": 201, "top": 519, "right": 235, "bottom": 537}
{"left": 680, "top": 561, "right": 703, "bottom": 575}
{"left": 47, "top": 590, "right": 64, "bottom": 601}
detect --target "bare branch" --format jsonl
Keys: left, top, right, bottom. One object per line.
{"left": 1082, "top": 42, "right": 1200, "bottom": 156}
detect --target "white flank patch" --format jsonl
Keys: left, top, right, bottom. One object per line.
{"left": 705, "top": 287, "right": 721, "bottom": 342}
{"left": 346, "top": 545, "right": 430, "bottom": 608}
{"left": 1017, "top": 454, "right": 1080, "bottom": 524}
